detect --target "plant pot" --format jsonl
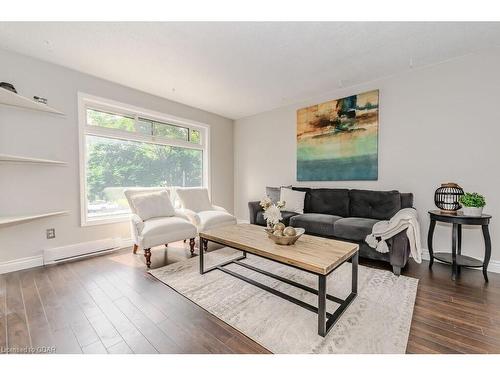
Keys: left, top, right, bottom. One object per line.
{"left": 462, "top": 207, "right": 483, "bottom": 217}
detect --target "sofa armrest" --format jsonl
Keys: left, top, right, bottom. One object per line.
{"left": 248, "top": 201, "right": 263, "bottom": 224}
{"left": 175, "top": 208, "right": 201, "bottom": 226}
{"left": 212, "top": 205, "right": 228, "bottom": 213}
{"left": 386, "top": 231, "right": 411, "bottom": 273}
{"left": 130, "top": 214, "right": 145, "bottom": 242}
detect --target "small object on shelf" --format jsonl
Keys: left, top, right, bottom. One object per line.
{"left": 269, "top": 227, "right": 305, "bottom": 245}
{"left": 427, "top": 210, "right": 491, "bottom": 282}
{"left": 434, "top": 182, "right": 464, "bottom": 213}
{"left": 33, "top": 96, "right": 48, "bottom": 105}
{"left": 458, "top": 192, "right": 486, "bottom": 217}
{"left": 0, "top": 88, "right": 64, "bottom": 115}
{"left": 0, "top": 82, "right": 17, "bottom": 93}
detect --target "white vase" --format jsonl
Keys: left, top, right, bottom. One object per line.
{"left": 462, "top": 207, "right": 483, "bottom": 217}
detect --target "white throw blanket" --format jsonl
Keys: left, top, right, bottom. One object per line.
{"left": 365, "top": 208, "right": 422, "bottom": 263}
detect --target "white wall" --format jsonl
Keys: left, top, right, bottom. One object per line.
{"left": 234, "top": 48, "right": 500, "bottom": 263}
{"left": 0, "top": 48, "right": 234, "bottom": 264}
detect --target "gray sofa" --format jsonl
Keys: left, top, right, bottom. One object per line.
{"left": 248, "top": 188, "right": 413, "bottom": 275}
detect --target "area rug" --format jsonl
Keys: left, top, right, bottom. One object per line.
{"left": 150, "top": 247, "right": 418, "bottom": 354}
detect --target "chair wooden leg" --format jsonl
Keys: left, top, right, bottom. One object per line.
{"left": 189, "top": 238, "right": 196, "bottom": 255}
{"left": 133, "top": 244, "right": 138, "bottom": 254}
{"left": 183, "top": 239, "right": 187, "bottom": 243}
{"left": 144, "top": 248, "right": 152, "bottom": 268}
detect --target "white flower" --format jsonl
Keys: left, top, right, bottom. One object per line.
{"left": 259, "top": 196, "right": 272, "bottom": 210}
{"left": 263, "top": 205, "right": 282, "bottom": 225}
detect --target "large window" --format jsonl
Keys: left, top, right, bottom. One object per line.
{"left": 79, "top": 94, "right": 208, "bottom": 225}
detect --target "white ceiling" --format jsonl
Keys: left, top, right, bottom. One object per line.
{"left": 0, "top": 22, "right": 499, "bottom": 119}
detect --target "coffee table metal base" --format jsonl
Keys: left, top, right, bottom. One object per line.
{"left": 199, "top": 238, "right": 358, "bottom": 337}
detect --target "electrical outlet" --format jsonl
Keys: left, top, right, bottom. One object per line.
{"left": 46, "top": 228, "right": 56, "bottom": 239}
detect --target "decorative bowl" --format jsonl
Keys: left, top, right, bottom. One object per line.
{"left": 264, "top": 227, "right": 274, "bottom": 235}
{"left": 268, "top": 228, "right": 305, "bottom": 245}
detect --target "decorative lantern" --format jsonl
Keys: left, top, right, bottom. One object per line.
{"left": 434, "top": 183, "right": 464, "bottom": 213}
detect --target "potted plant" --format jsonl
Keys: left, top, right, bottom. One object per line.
{"left": 259, "top": 196, "right": 285, "bottom": 230}
{"left": 459, "top": 192, "right": 486, "bottom": 217}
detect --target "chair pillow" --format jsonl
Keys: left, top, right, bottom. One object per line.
{"left": 131, "top": 191, "right": 175, "bottom": 221}
{"left": 280, "top": 187, "right": 306, "bottom": 214}
{"left": 175, "top": 187, "right": 213, "bottom": 213}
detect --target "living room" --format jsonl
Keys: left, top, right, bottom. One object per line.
{"left": 1, "top": 1, "right": 500, "bottom": 372}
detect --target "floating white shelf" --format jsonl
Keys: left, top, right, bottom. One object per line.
{"left": 0, "top": 153, "right": 67, "bottom": 165}
{"left": 0, "top": 211, "right": 69, "bottom": 226}
{"left": 0, "top": 88, "right": 64, "bottom": 115}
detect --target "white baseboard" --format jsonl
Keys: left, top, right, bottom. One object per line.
{"left": 119, "top": 238, "right": 134, "bottom": 248}
{"left": 237, "top": 218, "right": 250, "bottom": 224}
{"left": 420, "top": 248, "right": 500, "bottom": 274}
{"left": 0, "top": 237, "right": 133, "bottom": 275}
{"left": 0, "top": 255, "right": 44, "bottom": 275}
{"left": 44, "top": 237, "right": 123, "bottom": 264}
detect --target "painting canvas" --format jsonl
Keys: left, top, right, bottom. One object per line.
{"left": 297, "top": 90, "right": 379, "bottom": 181}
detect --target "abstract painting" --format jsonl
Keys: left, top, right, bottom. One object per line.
{"left": 297, "top": 90, "right": 379, "bottom": 181}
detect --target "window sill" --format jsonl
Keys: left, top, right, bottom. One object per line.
{"left": 82, "top": 215, "right": 131, "bottom": 227}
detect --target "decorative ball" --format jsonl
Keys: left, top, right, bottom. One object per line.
{"left": 272, "top": 230, "right": 283, "bottom": 237}
{"left": 434, "top": 183, "right": 464, "bottom": 212}
{"left": 283, "top": 226, "right": 297, "bottom": 237}
{"left": 273, "top": 223, "right": 285, "bottom": 231}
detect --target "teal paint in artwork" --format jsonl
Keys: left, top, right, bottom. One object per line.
{"left": 296, "top": 90, "right": 379, "bottom": 181}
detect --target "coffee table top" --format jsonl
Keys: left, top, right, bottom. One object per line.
{"left": 199, "top": 223, "right": 358, "bottom": 275}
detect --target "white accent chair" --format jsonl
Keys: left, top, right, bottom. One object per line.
{"left": 124, "top": 188, "right": 197, "bottom": 268}
{"left": 175, "top": 187, "right": 237, "bottom": 235}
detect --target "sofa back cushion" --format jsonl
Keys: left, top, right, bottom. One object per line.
{"left": 124, "top": 187, "right": 174, "bottom": 214}
{"left": 280, "top": 187, "right": 306, "bottom": 214}
{"left": 128, "top": 191, "right": 175, "bottom": 221}
{"left": 175, "top": 187, "right": 213, "bottom": 213}
{"left": 401, "top": 193, "right": 414, "bottom": 208}
{"left": 303, "top": 188, "right": 350, "bottom": 217}
{"left": 291, "top": 187, "right": 311, "bottom": 210}
{"left": 349, "top": 189, "right": 401, "bottom": 220}
{"left": 266, "top": 185, "right": 292, "bottom": 203}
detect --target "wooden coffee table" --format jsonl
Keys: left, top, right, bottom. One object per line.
{"left": 199, "top": 224, "right": 359, "bottom": 337}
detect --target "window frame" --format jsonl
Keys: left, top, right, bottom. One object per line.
{"left": 78, "top": 92, "right": 210, "bottom": 226}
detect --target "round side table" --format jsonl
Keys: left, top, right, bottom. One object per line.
{"left": 427, "top": 210, "right": 492, "bottom": 282}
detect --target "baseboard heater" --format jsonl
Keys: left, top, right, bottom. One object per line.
{"left": 43, "top": 237, "right": 129, "bottom": 264}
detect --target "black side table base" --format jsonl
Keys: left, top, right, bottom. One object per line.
{"left": 427, "top": 210, "right": 491, "bottom": 282}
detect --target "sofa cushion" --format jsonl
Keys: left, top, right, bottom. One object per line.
{"left": 333, "top": 217, "right": 379, "bottom": 241}
{"left": 256, "top": 211, "right": 297, "bottom": 226}
{"left": 289, "top": 213, "right": 342, "bottom": 237}
{"left": 266, "top": 185, "right": 292, "bottom": 204}
{"left": 349, "top": 189, "right": 401, "bottom": 220}
{"left": 176, "top": 187, "right": 213, "bottom": 212}
{"left": 197, "top": 210, "right": 237, "bottom": 231}
{"left": 280, "top": 187, "right": 306, "bottom": 214}
{"left": 401, "top": 193, "right": 414, "bottom": 208}
{"left": 129, "top": 191, "right": 175, "bottom": 220}
{"left": 292, "top": 187, "right": 311, "bottom": 211}
{"left": 140, "top": 216, "right": 197, "bottom": 249}
{"left": 305, "top": 188, "right": 350, "bottom": 216}
{"left": 265, "top": 186, "right": 281, "bottom": 204}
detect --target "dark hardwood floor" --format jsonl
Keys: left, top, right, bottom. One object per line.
{"left": 1, "top": 241, "right": 499, "bottom": 354}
